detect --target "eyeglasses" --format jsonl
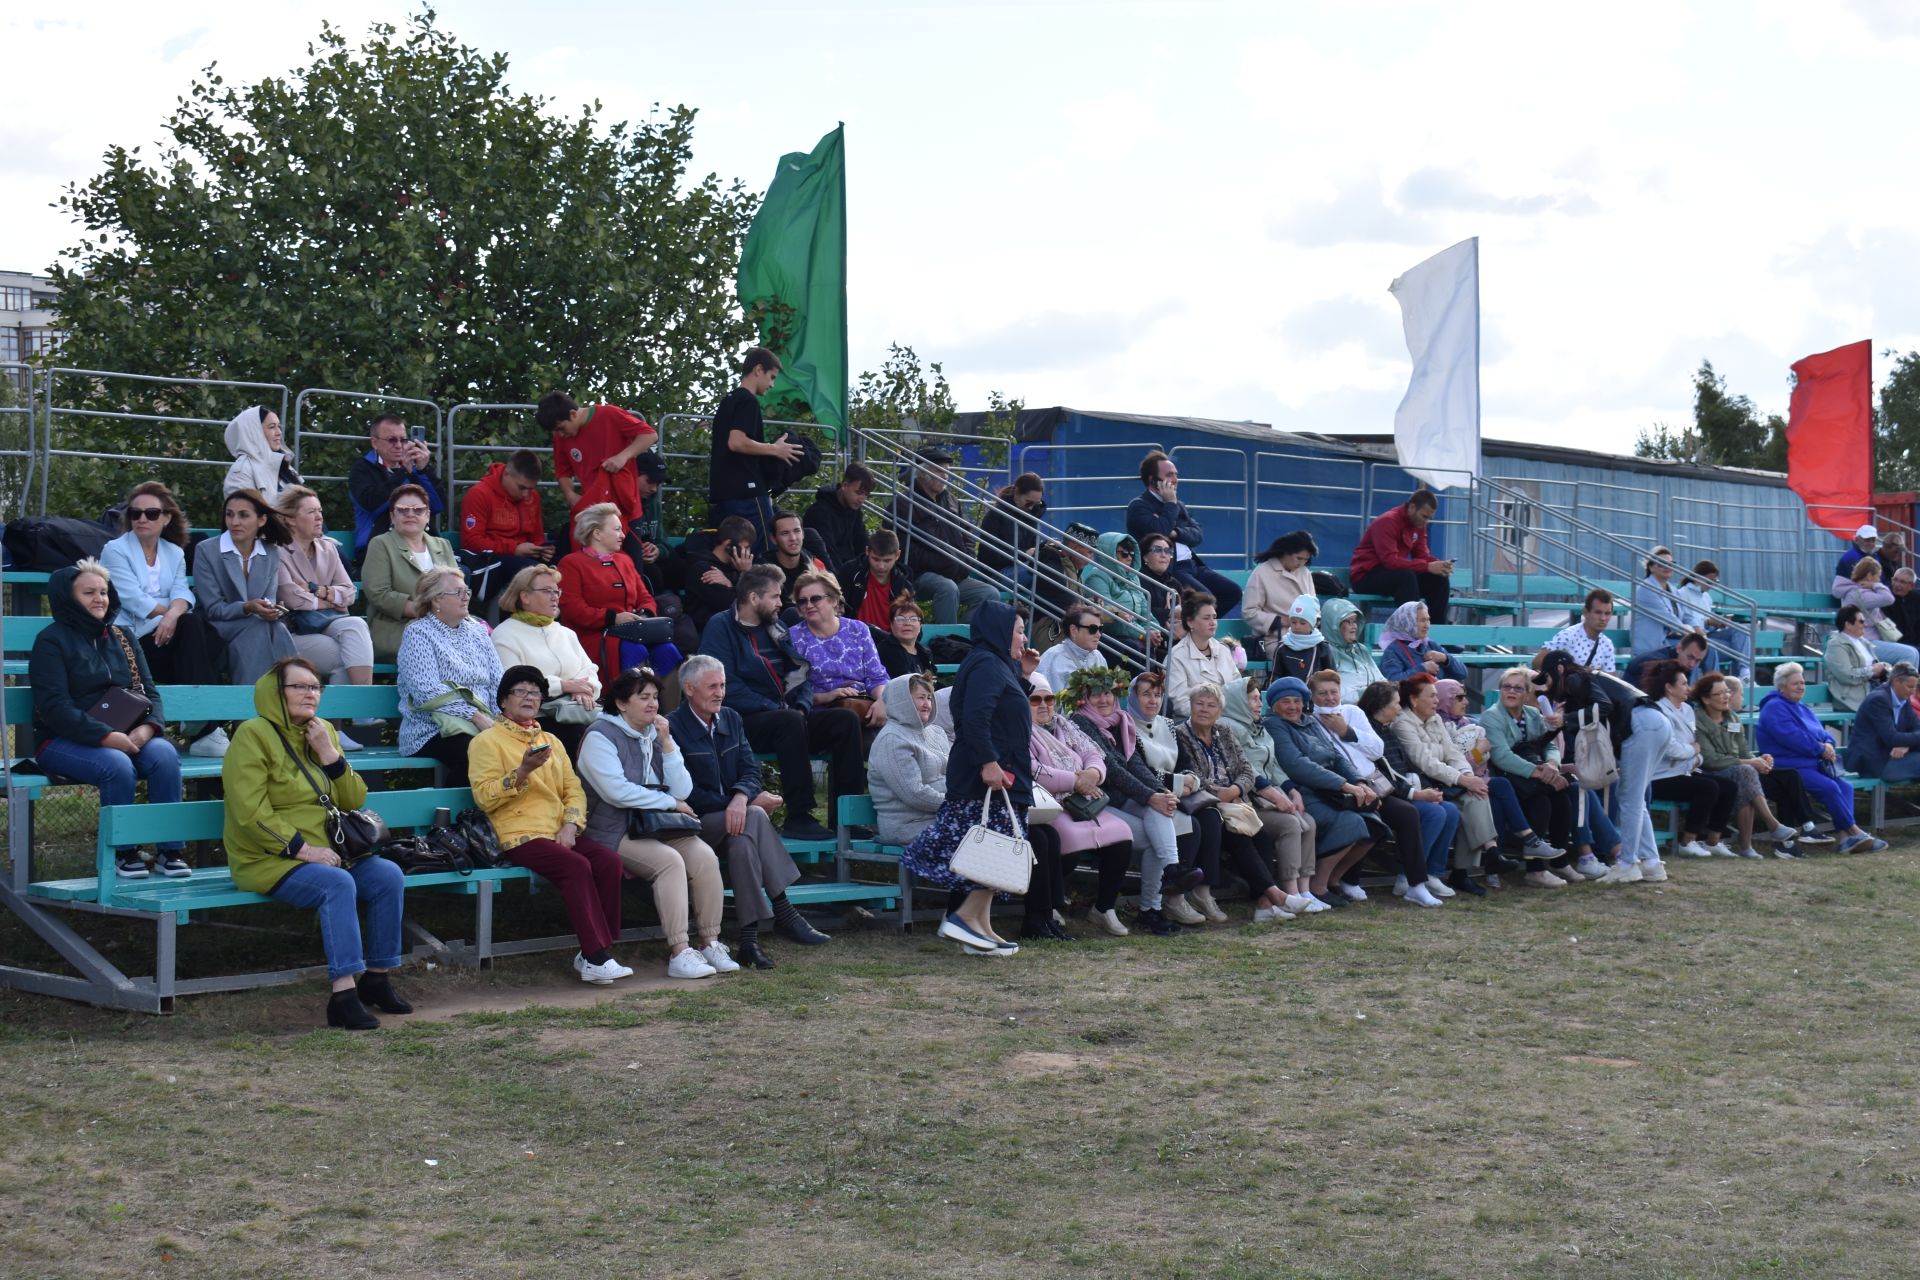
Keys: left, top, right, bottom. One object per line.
{"left": 1498, "top": 683, "right": 1529, "bottom": 692}
{"left": 527, "top": 586, "right": 561, "bottom": 597}
{"left": 376, "top": 435, "right": 407, "bottom": 446}
{"left": 506, "top": 686, "right": 544, "bottom": 700}
{"left": 392, "top": 505, "right": 430, "bottom": 516}
{"left": 797, "top": 593, "right": 830, "bottom": 607}
{"left": 1144, "top": 545, "right": 1171, "bottom": 555}
{"left": 129, "top": 507, "right": 166, "bottom": 521}
{"left": 1029, "top": 695, "right": 1056, "bottom": 705}
{"left": 283, "top": 681, "right": 323, "bottom": 694}
{"left": 434, "top": 589, "right": 472, "bottom": 601}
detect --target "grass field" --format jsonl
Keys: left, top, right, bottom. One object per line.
{"left": 3, "top": 845, "right": 1919, "bottom": 1280}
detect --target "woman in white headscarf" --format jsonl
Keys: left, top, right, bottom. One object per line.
{"left": 222, "top": 405, "right": 303, "bottom": 505}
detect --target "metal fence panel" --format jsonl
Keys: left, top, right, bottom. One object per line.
{"left": 1, "top": 363, "right": 33, "bottom": 521}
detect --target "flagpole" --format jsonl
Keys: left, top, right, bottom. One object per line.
{"left": 838, "top": 121, "right": 848, "bottom": 446}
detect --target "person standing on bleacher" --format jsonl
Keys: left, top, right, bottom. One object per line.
{"left": 1126, "top": 452, "right": 1242, "bottom": 616}
{"left": 348, "top": 415, "right": 444, "bottom": 568}
{"left": 31, "top": 561, "right": 188, "bottom": 881}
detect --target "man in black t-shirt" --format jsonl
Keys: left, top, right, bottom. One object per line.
{"left": 709, "top": 346, "right": 801, "bottom": 552}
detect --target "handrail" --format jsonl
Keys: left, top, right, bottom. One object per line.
{"left": 850, "top": 425, "right": 1171, "bottom": 670}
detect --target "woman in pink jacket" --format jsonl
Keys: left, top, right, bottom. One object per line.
{"left": 1027, "top": 672, "right": 1137, "bottom": 941}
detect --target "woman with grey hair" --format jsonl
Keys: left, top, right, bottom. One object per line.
{"left": 396, "top": 566, "right": 502, "bottom": 784}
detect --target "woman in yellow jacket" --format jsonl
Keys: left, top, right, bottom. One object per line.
{"left": 222, "top": 657, "right": 412, "bottom": 1030}
{"left": 471, "top": 664, "right": 633, "bottom": 984}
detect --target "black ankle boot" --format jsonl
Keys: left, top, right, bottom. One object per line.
{"left": 327, "top": 988, "right": 380, "bottom": 1031}
{"left": 356, "top": 971, "right": 413, "bottom": 1015}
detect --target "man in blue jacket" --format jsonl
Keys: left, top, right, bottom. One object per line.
{"left": 697, "top": 564, "right": 863, "bottom": 841}
{"left": 1125, "top": 451, "right": 1241, "bottom": 614}
{"left": 668, "top": 653, "right": 827, "bottom": 969}
{"left": 1845, "top": 662, "right": 1920, "bottom": 781}
{"left": 348, "top": 414, "right": 444, "bottom": 564}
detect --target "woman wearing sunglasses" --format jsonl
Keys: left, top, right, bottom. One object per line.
{"left": 99, "top": 480, "right": 227, "bottom": 756}
{"left": 787, "top": 570, "right": 890, "bottom": 732}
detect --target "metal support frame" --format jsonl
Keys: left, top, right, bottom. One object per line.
{"left": 292, "top": 387, "right": 445, "bottom": 493}
{"left": 1013, "top": 440, "right": 1161, "bottom": 539}
{"left": 38, "top": 368, "right": 290, "bottom": 516}
{"left": 1167, "top": 444, "right": 1251, "bottom": 570}
{"left": 1, "top": 363, "right": 32, "bottom": 518}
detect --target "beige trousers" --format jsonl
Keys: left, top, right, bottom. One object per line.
{"left": 614, "top": 833, "right": 723, "bottom": 949}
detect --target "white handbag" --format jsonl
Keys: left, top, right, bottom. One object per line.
{"left": 950, "top": 788, "right": 1036, "bottom": 894}
{"left": 1027, "top": 784, "right": 1064, "bottom": 826}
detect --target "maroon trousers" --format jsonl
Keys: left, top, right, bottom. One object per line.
{"left": 507, "top": 836, "right": 623, "bottom": 955}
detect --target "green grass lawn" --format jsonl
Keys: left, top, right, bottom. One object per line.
{"left": 3, "top": 845, "right": 1920, "bottom": 1279}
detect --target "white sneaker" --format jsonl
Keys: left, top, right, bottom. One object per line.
{"left": 1163, "top": 894, "right": 1207, "bottom": 925}
{"left": 1553, "top": 866, "right": 1586, "bottom": 886}
{"left": 1768, "top": 825, "right": 1800, "bottom": 842}
{"left": 1251, "top": 904, "right": 1295, "bottom": 924}
{"left": 1523, "top": 869, "right": 1566, "bottom": 889}
{"left": 1597, "top": 861, "right": 1642, "bottom": 885}
{"left": 335, "top": 729, "right": 365, "bottom": 752}
{"left": 1189, "top": 886, "right": 1230, "bottom": 922}
{"left": 1572, "top": 853, "right": 1606, "bottom": 879}
{"left": 578, "top": 957, "right": 628, "bottom": 985}
{"left": 667, "top": 949, "right": 717, "bottom": 979}
{"left": 1706, "top": 842, "right": 1739, "bottom": 858}
{"left": 1404, "top": 882, "right": 1444, "bottom": 907}
{"left": 1284, "top": 893, "right": 1327, "bottom": 914}
{"left": 1674, "top": 840, "right": 1711, "bottom": 858}
{"left": 1639, "top": 859, "right": 1669, "bottom": 883}
{"left": 1090, "top": 907, "right": 1130, "bottom": 937}
{"left": 1337, "top": 883, "right": 1368, "bottom": 902}
{"left": 187, "top": 727, "right": 230, "bottom": 758}
{"left": 699, "top": 941, "right": 742, "bottom": 973}
{"left": 1391, "top": 875, "right": 1412, "bottom": 897}
{"left": 1735, "top": 847, "right": 1763, "bottom": 860}
{"left": 1423, "top": 875, "right": 1456, "bottom": 899}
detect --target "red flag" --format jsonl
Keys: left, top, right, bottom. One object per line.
{"left": 1787, "top": 340, "right": 1873, "bottom": 540}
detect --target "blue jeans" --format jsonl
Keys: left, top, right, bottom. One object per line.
{"left": 1873, "top": 639, "right": 1920, "bottom": 668}
{"left": 714, "top": 495, "right": 777, "bottom": 554}
{"left": 1416, "top": 799, "right": 1463, "bottom": 878}
{"left": 270, "top": 856, "right": 406, "bottom": 982}
{"left": 1485, "top": 775, "right": 1531, "bottom": 838}
{"left": 1575, "top": 787, "right": 1620, "bottom": 855}
{"left": 915, "top": 571, "right": 1000, "bottom": 625}
{"left": 1702, "top": 627, "right": 1752, "bottom": 678}
{"left": 1615, "top": 704, "right": 1667, "bottom": 865}
{"left": 1875, "top": 753, "right": 1920, "bottom": 783}
{"left": 37, "top": 734, "right": 184, "bottom": 852}
{"left": 617, "top": 639, "right": 684, "bottom": 678}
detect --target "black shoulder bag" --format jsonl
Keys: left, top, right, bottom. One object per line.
{"left": 626, "top": 735, "right": 702, "bottom": 838}
{"left": 275, "top": 732, "right": 389, "bottom": 863}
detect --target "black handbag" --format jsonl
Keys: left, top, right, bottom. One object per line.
{"left": 383, "top": 829, "right": 477, "bottom": 876}
{"left": 607, "top": 616, "right": 675, "bottom": 648}
{"left": 285, "top": 608, "right": 344, "bottom": 635}
{"left": 623, "top": 734, "right": 702, "bottom": 837}
{"left": 275, "top": 732, "right": 388, "bottom": 863}
{"left": 97, "top": 628, "right": 155, "bottom": 734}
{"left": 454, "top": 808, "right": 504, "bottom": 868}
{"left": 1060, "top": 791, "right": 1110, "bottom": 822}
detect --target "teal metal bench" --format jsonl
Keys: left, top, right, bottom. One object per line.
{"left": 835, "top": 794, "right": 914, "bottom": 929}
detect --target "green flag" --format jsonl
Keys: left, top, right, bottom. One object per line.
{"left": 737, "top": 124, "right": 847, "bottom": 432}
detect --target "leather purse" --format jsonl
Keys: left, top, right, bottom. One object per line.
{"left": 623, "top": 734, "right": 702, "bottom": 837}
{"left": 1027, "top": 785, "right": 1064, "bottom": 825}
{"left": 950, "top": 788, "right": 1035, "bottom": 894}
{"left": 275, "top": 732, "right": 388, "bottom": 863}
{"left": 1060, "top": 790, "right": 1110, "bottom": 822}
{"left": 1217, "top": 800, "right": 1262, "bottom": 836}
{"left": 608, "top": 616, "right": 675, "bottom": 648}
{"left": 96, "top": 628, "right": 154, "bottom": 734}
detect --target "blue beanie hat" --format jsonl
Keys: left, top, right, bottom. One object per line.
{"left": 1267, "top": 676, "right": 1312, "bottom": 708}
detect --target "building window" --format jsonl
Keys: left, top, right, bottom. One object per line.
{"left": 0, "top": 330, "right": 18, "bottom": 363}
{"left": 0, "top": 287, "right": 32, "bottom": 311}
{"left": 21, "top": 329, "right": 58, "bottom": 357}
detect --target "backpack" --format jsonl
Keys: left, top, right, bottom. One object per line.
{"left": 2, "top": 516, "right": 113, "bottom": 571}
{"left": 1570, "top": 706, "right": 1620, "bottom": 791}
{"left": 929, "top": 634, "right": 975, "bottom": 665}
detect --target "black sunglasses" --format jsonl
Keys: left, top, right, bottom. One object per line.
{"left": 129, "top": 507, "right": 167, "bottom": 521}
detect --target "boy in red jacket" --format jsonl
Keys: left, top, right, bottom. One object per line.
{"left": 459, "top": 449, "right": 554, "bottom": 607}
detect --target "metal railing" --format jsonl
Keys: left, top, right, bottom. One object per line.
{"left": 1253, "top": 447, "right": 1367, "bottom": 568}
{"left": 291, "top": 389, "right": 444, "bottom": 498}
{"left": 39, "top": 368, "right": 291, "bottom": 514}
{"left": 1012, "top": 441, "right": 1161, "bottom": 540}
{"left": 1, "top": 363, "right": 33, "bottom": 520}
{"left": 1168, "top": 444, "right": 1251, "bottom": 570}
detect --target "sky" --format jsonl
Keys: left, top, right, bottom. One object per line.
{"left": 6, "top": 0, "right": 1920, "bottom": 457}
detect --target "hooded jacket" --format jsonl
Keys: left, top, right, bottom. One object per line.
{"left": 1218, "top": 674, "right": 1288, "bottom": 791}
{"left": 1081, "top": 532, "right": 1154, "bottom": 641}
{"left": 469, "top": 715, "right": 588, "bottom": 850}
{"left": 222, "top": 407, "right": 302, "bottom": 504}
{"left": 1320, "top": 598, "right": 1387, "bottom": 704}
{"left": 221, "top": 669, "right": 366, "bottom": 895}
{"left": 30, "top": 566, "right": 167, "bottom": 744}
{"left": 945, "top": 602, "right": 1034, "bottom": 804}
{"left": 460, "top": 462, "right": 546, "bottom": 555}
{"left": 869, "top": 674, "right": 952, "bottom": 844}
{"left": 802, "top": 482, "right": 871, "bottom": 575}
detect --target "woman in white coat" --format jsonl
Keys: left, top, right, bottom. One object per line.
{"left": 490, "top": 562, "right": 603, "bottom": 757}
{"left": 221, "top": 405, "right": 302, "bottom": 504}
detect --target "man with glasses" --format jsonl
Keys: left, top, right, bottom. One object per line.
{"left": 1037, "top": 602, "right": 1111, "bottom": 696}
{"left": 459, "top": 448, "right": 555, "bottom": 607}
{"left": 349, "top": 412, "right": 445, "bottom": 565}
{"left": 698, "top": 565, "right": 864, "bottom": 842}
{"left": 1126, "top": 451, "right": 1242, "bottom": 615}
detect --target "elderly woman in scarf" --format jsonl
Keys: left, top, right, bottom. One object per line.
{"left": 868, "top": 673, "right": 952, "bottom": 847}
{"left": 1271, "top": 595, "right": 1333, "bottom": 682}
{"left": 1068, "top": 666, "right": 1202, "bottom": 936}
{"left": 1431, "top": 678, "right": 1488, "bottom": 775}
{"left": 1377, "top": 601, "right": 1467, "bottom": 683}
{"left": 1218, "top": 674, "right": 1325, "bottom": 913}
{"left": 1262, "top": 676, "right": 1378, "bottom": 908}
{"left": 1028, "top": 671, "right": 1137, "bottom": 938}
{"left": 1123, "top": 671, "right": 1213, "bottom": 926}
{"left": 1320, "top": 597, "right": 1387, "bottom": 703}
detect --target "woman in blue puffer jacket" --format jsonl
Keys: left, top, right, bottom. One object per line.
{"left": 1753, "top": 662, "right": 1885, "bottom": 853}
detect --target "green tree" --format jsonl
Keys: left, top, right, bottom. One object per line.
{"left": 45, "top": 9, "right": 757, "bottom": 521}
{"left": 1874, "top": 348, "right": 1920, "bottom": 491}
{"left": 1634, "top": 360, "right": 1786, "bottom": 470}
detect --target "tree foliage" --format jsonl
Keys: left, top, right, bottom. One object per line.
{"left": 1873, "top": 348, "right": 1920, "bottom": 492}
{"left": 1633, "top": 360, "right": 1785, "bottom": 470}
{"left": 45, "top": 9, "right": 757, "bottom": 521}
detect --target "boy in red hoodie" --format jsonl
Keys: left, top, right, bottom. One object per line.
{"left": 459, "top": 449, "right": 554, "bottom": 606}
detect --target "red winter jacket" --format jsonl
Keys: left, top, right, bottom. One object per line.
{"left": 1350, "top": 504, "right": 1435, "bottom": 578}
{"left": 461, "top": 463, "right": 545, "bottom": 554}
{"left": 559, "top": 548, "right": 660, "bottom": 687}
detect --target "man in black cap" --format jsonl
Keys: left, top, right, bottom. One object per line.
{"left": 886, "top": 448, "right": 996, "bottom": 624}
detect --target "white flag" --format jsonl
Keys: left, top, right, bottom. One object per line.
{"left": 1389, "top": 237, "right": 1480, "bottom": 490}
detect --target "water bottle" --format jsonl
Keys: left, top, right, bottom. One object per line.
{"left": 433, "top": 806, "right": 452, "bottom": 829}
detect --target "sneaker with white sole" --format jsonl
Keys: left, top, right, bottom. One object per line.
{"left": 1403, "top": 882, "right": 1444, "bottom": 907}
{"left": 115, "top": 854, "right": 151, "bottom": 880}
{"left": 1520, "top": 835, "right": 1564, "bottom": 860}
{"left": 334, "top": 729, "right": 365, "bottom": 752}
{"left": 1251, "top": 903, "right": 1294, "bottom": 923}
{"left": 667, "top": 949, "right": 717, "bottom": 979}
{"left": 1597, "top": 861, "right": 1642, "bottom": 885}
{"left": 1189, "top": 886, "right": 1230, "bottom": 922}
{"left": 699, "top": 941, "right": 742, "bottom": 973}
{"left": 1735, "top": 847, "right": 1763, "bottom": 859}
{"left": 1163, "top": 894, "right": 1207, "bottom": 925}
{"left": 578, "top": 956, "right": 628, "bottom": 985}
{"left": 1336, "top": 883, "right": 1368, "bottom": 903}
{"left": 937, "top": 914, "right": 998, "bottom": 951}
{"left": 1706, "top": 841, "right": 1739, "bottom": 858}
{"left": 1090, "top": 907, "right": 1130, "bottom": 936}
{"left": 1675, "top": 839, "right": 1711, "bottom": 858}
{"left": 1639, "top": 859, "right": 1669, "bottom": 883}
{"left": 1287, "top": 893, "right": 1331, "bottom": 914}
{"left": 1523, "top": 869, "right": 1566, "bottom": 888}
{"left": 187, "top": 727, "right": 230, "bottom": 758}
{"left": 1553, "top": 866, "right": 1586, "bottom": 886}
{"left": 1767, "top": 824, "right": 1800, "bottom": 842}
{"left": 1572, "top": 853, "right": 1607, "bottom": 880}
{"left": 1423, "top": 875, "right": 1456, "bottom": 899}
{"left": 1774, "top": 843, "right": 1803, "bottom": 859}
{"left": 155, "top": 852, "right": 192, "bottom": 878}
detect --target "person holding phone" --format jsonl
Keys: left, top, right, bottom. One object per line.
{"left": 349, "top": 413, "right": 445, "bottom": 565}
{"left": 1126, "top": 451, "right": 1242, "bottom": 615}
{"left": 193, "top": 488, "right": 300, "bottom": 685}
{"left": 470, "top": 665, "right": 633, "bottom": 985}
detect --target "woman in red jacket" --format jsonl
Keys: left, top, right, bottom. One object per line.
{"left": 559, "top": 503, "right": 683, "bottom": 688}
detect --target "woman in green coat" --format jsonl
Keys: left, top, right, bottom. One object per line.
{"left": 223, "top": 657, "right": 413, "bottom": 1030}
{"left": 361, "top": 483, "right": 458, "bottom": 661}
{"left": 1081, "top": 531, "right": 1163, "bottom": 665}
